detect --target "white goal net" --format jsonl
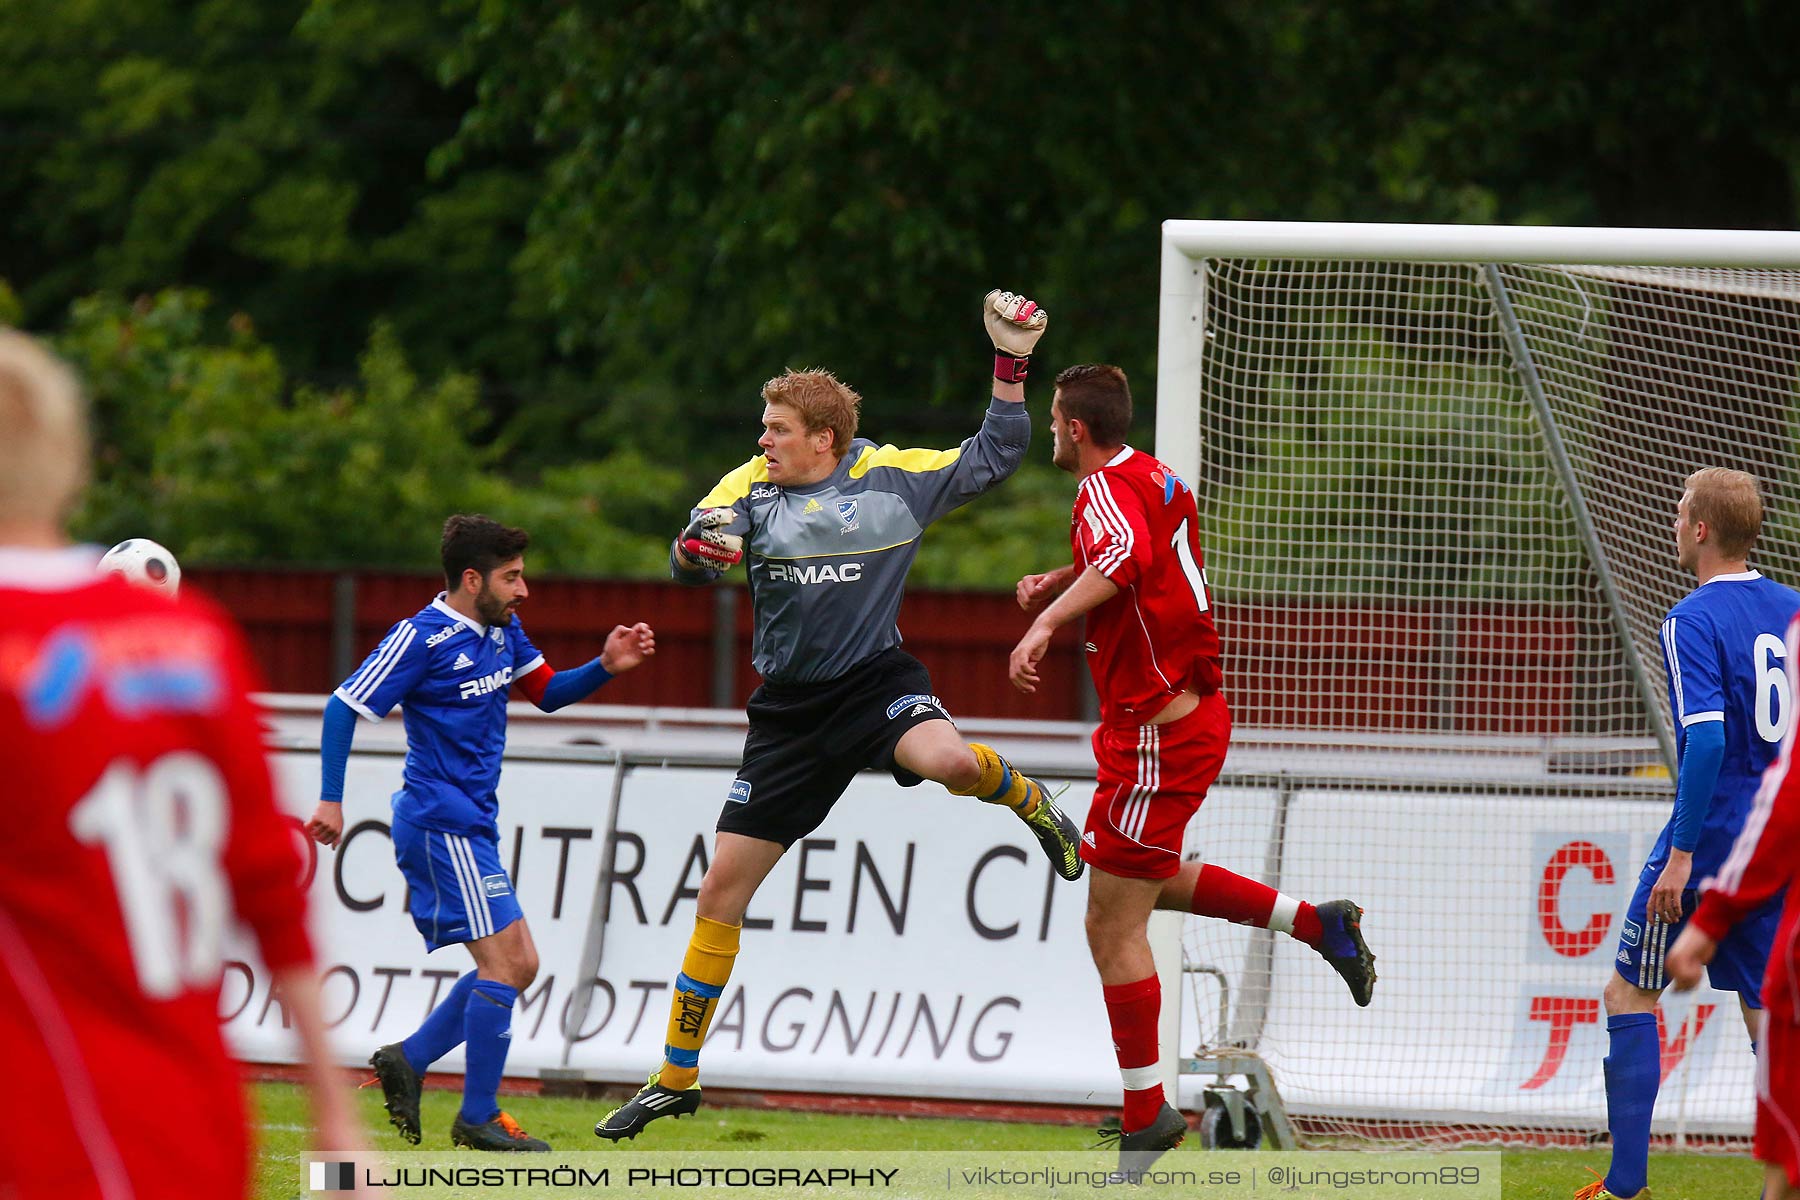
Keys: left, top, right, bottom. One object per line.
{"left": 1155, "top": 223, "right": 1800, "bottom": 1147}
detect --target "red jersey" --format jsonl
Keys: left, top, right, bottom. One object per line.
{"left": 0, "top": 549, "right": 312, "bottom": 1200}
{"left": 1693, "top": 611, "right": 1800, "bottom": 1022}
{"left": 1071, "top": 447, "right": 1224, "bottom": 727}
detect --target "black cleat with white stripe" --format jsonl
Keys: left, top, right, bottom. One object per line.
{"left": 594, "top": 1072, "right": 703, "bottom": 1141}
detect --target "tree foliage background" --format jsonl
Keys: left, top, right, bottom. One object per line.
{"left": 4, "top": 0, "right": 1799, "bottom": 581}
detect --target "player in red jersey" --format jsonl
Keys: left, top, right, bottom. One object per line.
{"left": 0, "top": 331, "right": 359, "bottom": 1199}
{"left": 1668, "top": 609, "right": 1800, "bottom": 1200}
{"left": 1009, "top": 364, "right": 1377, "bottom": 1177}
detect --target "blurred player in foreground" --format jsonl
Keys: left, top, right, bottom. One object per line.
{"left": 306, "top": 514, "right": 655, "bottom": 1151}
{"left": 1665, "top": 606, "right": 1800, "bottom": 1200}
{"left": 0, "top": 330, "right": 360, "bottom": 1198}
{"left": 595, "top": 290, "right": 1084, "bottom": 1141}
{"left": 1008, "top": 364, "right": 1377, "bottom": 1180}
{"left": 1579, "top": 468, "right": 1800, "bottom": 1200}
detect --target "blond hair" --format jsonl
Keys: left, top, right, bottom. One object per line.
{"left": 760, "top": 368, "right": 860, "bottom": 460}
{"left": 1685, "top": 467, "right": 1763, "bottom": 558}
{"left": 0, "top": 330, "right": 89, "bottom": 527}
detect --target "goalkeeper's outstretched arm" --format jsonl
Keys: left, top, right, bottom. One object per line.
{"left": 985, "top": 289, "right": 1048, "bottom": 402}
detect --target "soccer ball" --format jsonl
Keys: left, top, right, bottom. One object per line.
{"left": 98, "top": 538, "right": 182, "bottom": 596}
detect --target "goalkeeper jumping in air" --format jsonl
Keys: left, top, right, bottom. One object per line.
{"left": 595, "top": 289, "right": 1083, "bottom": 1141}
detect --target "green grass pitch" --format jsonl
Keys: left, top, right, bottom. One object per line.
{"left": 251, "top": 1081, "right": 1761, "bottom": 1199}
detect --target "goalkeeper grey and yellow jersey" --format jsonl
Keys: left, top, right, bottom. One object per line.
{"left": 671, "top": 398, "right": 1029, "bottom": 684}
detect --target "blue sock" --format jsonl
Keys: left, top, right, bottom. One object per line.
{"left": 1603, "top": 1012, "right": 1659, "bottom": 1197}
{"left": 458, "top": 980, "right": 519, "bottom": 1125}
{"left": 401, "top": 970, "right": 478, "bottom": 1072}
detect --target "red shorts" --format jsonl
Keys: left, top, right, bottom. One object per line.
{"left": 1757, "top": 1005, "right": 1800, "bottom": 1187}
{"left": 1081, "top": 691, "right": 1229, "bottom": 880}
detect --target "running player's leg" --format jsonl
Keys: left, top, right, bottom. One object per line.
{"left": 893, "top": 713, "right": 1084, "bottom": 880}
{"left": 1589, "top": 863, "right": 1675, "bottom": 1200}
{"left": 851, "top": 649, "right": 1081, "bottom": 878}
{"left": 1079, "top": 748, "right": 1196, "bottom": 1176}
{"left": 1086, "top": 866, "right": 1189, "bottom": 1178}
{"left": 380, "top": 815, "right": 528, "bottom": 1145}
{"left": 661, "top": 832, "right": 788, "bottom": 1087}
{"left": 594, "top": 832, "right": 788, "bottom": 1141}
{"left": 1758, "top": 1006, "right": 1800, "bottom": 1200}
{"left": 599, "top": 702, "right": 858, "bottom": 1142}
{"left": 1151, "top": 863, "right": 1375, "bottom": 1006}
{"left": 454, "top": 918, "right": 549, "bottom": 1150}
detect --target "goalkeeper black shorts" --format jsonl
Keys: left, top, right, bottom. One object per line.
{"left": 716, "top": 646, "right": 953, "bottom": 847}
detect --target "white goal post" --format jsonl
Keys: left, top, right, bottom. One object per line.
{"left": 1152, "top": 221, "right": 1800, "bottom": 1148}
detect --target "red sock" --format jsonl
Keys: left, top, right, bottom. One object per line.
{"left": 1102, "top": 975, "right": 1164, "bottom": 1131}
{"left": 1190, "top": 864, "right": 1321, "bottom": 947}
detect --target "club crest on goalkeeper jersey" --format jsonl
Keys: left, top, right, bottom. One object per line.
{"left": 1658, "top": 569, "right": 1800, "bottom": 876}
{"left": 673, "top": 398, "right": 1028, "bottom": 683}
{"left": 1071, "top": 446, "right": 1224, "bottom": 728}
{"left": 333, "top": 593, "right": 547, "bottom": 835}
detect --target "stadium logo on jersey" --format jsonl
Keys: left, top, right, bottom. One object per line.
{"left": 482, "top": 874, "right": 512, "bottom": 897}
{"left": 768, "top": 561, "right": 863, "bottom": 584}
{"left": 751, "top": 483, "right": 780, "bottom": 500}
{"left": 836, "top": 498, "right": 859, "bottom": 534}
{"left": 458, "top": 666, "right": 513, "bottom": 700}
{"left": 803, "top": 498, "right": 824, "bottom": 514}
{"left": 425, "top": 623, "right": 463, "bottom": 648}
{"left": 1621, "top": 919, "right": 1642, "bottom": 948}
{"left": 452, "top": 652, "right": 475, "bottom": 670}
{"left": 727, "top": 779, "right": 752, "bottom": 804}
{"left": 885, "top": 693, "right": 947, "bottom": 720}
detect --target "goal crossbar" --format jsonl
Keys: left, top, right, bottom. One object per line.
{"left": 1151, "top": 219, "right": 1800, "bottom": 1147}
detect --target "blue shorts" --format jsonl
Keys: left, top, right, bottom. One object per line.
{"left": 391, "top": 813, "right": 523, "bottom": 952}
{"left": 1614, "top": 856, "right": 1779, "bottom": 1002}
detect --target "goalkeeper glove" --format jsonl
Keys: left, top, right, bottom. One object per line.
{"left": 984, "top": 289, "right": 1049, "bottom": 384}
{"left": 679, "top": 508, "right": 744, "bottom": 569}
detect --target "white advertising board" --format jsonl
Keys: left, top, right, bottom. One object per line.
{"left": 225, "top": 752, "right": 1131, "bottom": 1103}
{"left": 226, "top": 747, "right": 1755, "bottom": 1132}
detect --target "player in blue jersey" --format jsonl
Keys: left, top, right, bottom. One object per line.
{"left": 303, "top": 514, "right": 655, "bottom": 1152}
{"left": 1579, "top": 468, "right": 1800, "bottom": 1200}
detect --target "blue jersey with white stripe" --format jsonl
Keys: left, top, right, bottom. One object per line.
{"left": 334, "top": 594, "right": 545, "bottom": 836}
{"left": 1657, "top": 570, "right": 1800, "bottom": 875}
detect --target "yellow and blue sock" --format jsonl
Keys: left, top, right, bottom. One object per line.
{"left": 459, "top": 979, "right": 518, "bottom": 1125}
{"left": 659, "top": 915, "right": 741, "bottom": 1090}
{"left": 950, "top": 743, "right": 1041, "bottom": 816}
{"left": 1602, "top": 1011, "right": 1658, "bottom": 1197}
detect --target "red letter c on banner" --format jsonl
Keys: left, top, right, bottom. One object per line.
{"left": 1537, "top": 840, "right": 1615, "bottom": 957}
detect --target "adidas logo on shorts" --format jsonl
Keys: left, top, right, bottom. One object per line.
{"left": 453, "top": 652, "right": 474, "bottom": 670}
{"left": 908, "top": 703, "right": 933, "bottom": 716}
{"left": 1083, "top": 831, "right": 1097, "bottom": 847}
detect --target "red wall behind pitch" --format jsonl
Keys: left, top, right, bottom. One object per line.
{"left": 187, "top": 568, "right": 1606, "bottom": 732}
